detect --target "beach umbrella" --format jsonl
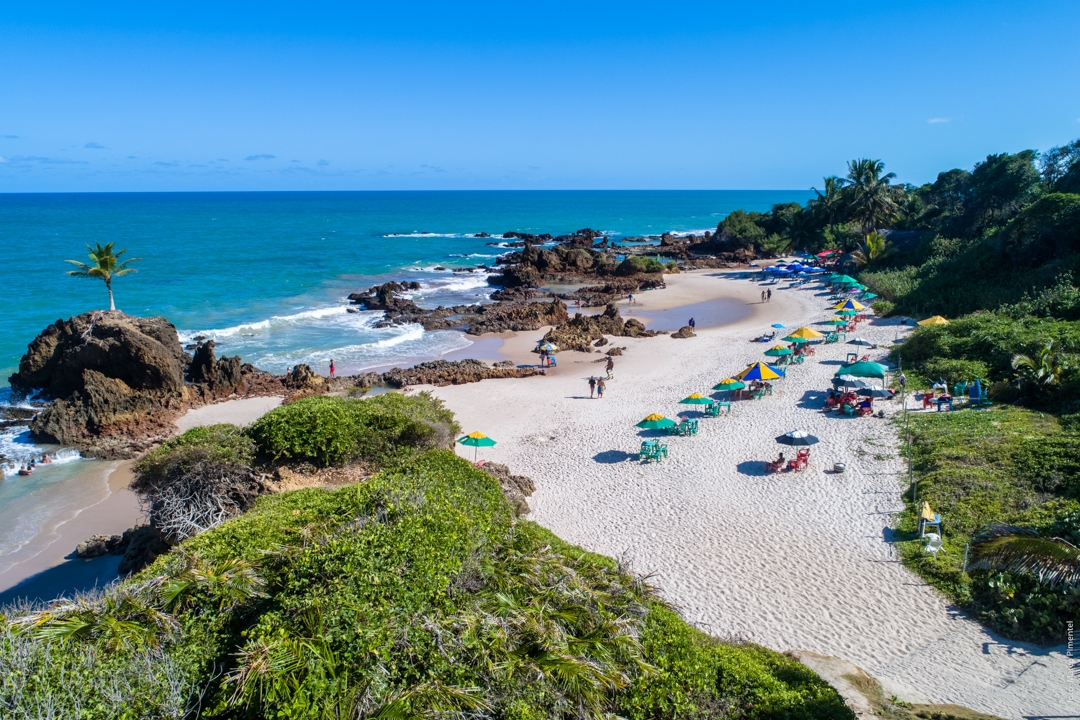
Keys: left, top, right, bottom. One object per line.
{"left": 776, "top": 430, "right": 820, "bottom": 447}
{"left": 771, "top": 323, "right": 785, "bottom": 329}
{"left": 816, "top": 250, "right": 837, "bottom": 258}
{"left": 823, "top": 318, "right": 847, "bottom": 326}
{"left": 836, "top": 361, "right": 888, "bottom": 379}
{"left": 833, "top": 299, "right": 866, "bottom": 311}
{"left": 538, "top": 342, "right": 558, "bottom": 353}
{"left": 679, "top": 393, "right": 713, "bottom": 405}
{"left": 737, "top": 362, "right": 784, "bottom": 381}
{"left": 834, "top": 375, "right": 868, "bottom": 389}
{"left": 846, "top": 285, "right": 866, "bottom": 292}
{"left": 861, "top": 292, "right": 879, "bottom": 300}
{"left": 764, "top": 345, "right": 793, "bottom": 357}
{"left": 847, "top": 337, "right": 873, "bottom": 346}
{"left": 787, "top": 326, "right": 825, "bottom": 340}
{"left": 783, "top": 335, "right": 810, "bottom": 344}
{"left": 807, "top": 267, "right": 825, "bottom": 273}
{"left": 713, "top": 378, "right": 746, "bottom": 392}
{"left": 836, "top": 309, "right": 858, "bottom": 317}
{"left": 857, "top": 387, "right": 893, "bottom": 399}
{"left": 918, "top": 315, "right": 949, "bottom": 326}
{"left": 636, "top": 413, "right": 677, "bottom": 430}
{"left": 457, "top": 431, "right": 497, "bottom": 462}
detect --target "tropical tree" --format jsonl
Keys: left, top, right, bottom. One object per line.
{"left": 968, "top": 525, "right": 1080, "bottom": 589}
{"left": 809, "top": 175, "right": 849, "bottom": 227}
{"left": 1011, "top": 340, "right": 1070, "bottom": 399}
{"left": 844, "top": 158, "right": 907, "bottom": 234}
{"left": 851, "top": 232, "right": 895, "bottom": 268}
{"left": 781, "top": 207, "right": 819, "bottom": 251}
{"left": 65, "top": 241, "right": 141, "bottom": 311}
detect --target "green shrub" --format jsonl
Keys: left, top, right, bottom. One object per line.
{"left": 248, "top": 392, "right": 458, "bottom": 467}
{"left": 871, "top": 299, "right": 895, "bottom": 316}
{"left": 920, "top": 358, "right": 989, "bottom": 387}
{"left": 616, "top": 256, "right": 665, "bottom": 275}
{"left": 135, "top": 423, "right": 255, "bottom": 479}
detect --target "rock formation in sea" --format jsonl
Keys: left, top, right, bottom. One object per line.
{"left": 542, "top": 303, "right": 660, "bottom": 352}
{"left": 9, "top": 311, "right": 284, "bottom": 458}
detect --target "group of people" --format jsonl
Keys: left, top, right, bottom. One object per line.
{"left": 16, "top": 455, "right": 52, "bottom": 476}
{"left": 588, "top": 375, "right": 607, "bottom": 398}
{"left": 825, "top": 388, "right": 877, "bottom": 416}
{"left": 760, "top": 289, "right": 773, "bottom": 303}
{"left": 539, "top": 350, "right": 558, "bottom": 368}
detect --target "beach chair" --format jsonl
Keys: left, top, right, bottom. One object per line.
{"left": 923, "top": 533, "right": 943, "bottom": 557}
{"left": 857, "top": 405, "right": 873, "bottom": 417}
{"left": 920, "top": 513, "right": 942, "bottom": 538}
{"left": 846, "top": 352, "right": 858, "bottom": 363}
{"left": 825, "top": 332, "right": 839, "bottom": 344}
{"left": 936, "top": 397, "right": 953, "bottom": 412}
{"left": 639, "top": 441, "right": 656, "bottom": 461}
{"left": 763, "top": 383, "right": 773, "bottom": 396}
{"left": 751, "top": 388, "right": 765, "bottom": 400}
{"left": 842, "top": 404, "right": 856, "bottom": 417}
{"left": 793, "top": 354, "right": 805, "bottom": 365}
{"left": 921, "top": 393, "right": 935, "bottom": 410}
{"left": 787, "top": 448, "right": 810, "bottom": 472}
{"left": 705, "top": 402, "right": 720, "bottom": 417}
{"left": 804, "top": 345, "right": 816, "bottom": 356}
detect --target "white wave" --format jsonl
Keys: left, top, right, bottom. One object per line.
{"left": 0, "top": 427, "right": 82, "bottom": 477}
{"left": 179, "top": 304, "right": 370, "bottom": 342}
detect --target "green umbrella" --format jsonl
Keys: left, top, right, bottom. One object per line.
{"left": 782, "top": 335, "right": 810, "bottom": 344}
{"left": 823, "top": 318, "right": 847, "bottom": 326}
{"left": 861, "top": 292, "right": 879, "bottom": 300}
{"left": 457, "top": 431, "right": 497, "bottom": 462}
{"left": 837, "top": 309, "right": 858, "bottom": 316}
{"left": 835, "top": 361, "right": 888, "bottom": 379}
{"left": 637, "top": 414, "right": 677, "bottom": 429}
{"left": 713, "top": 378, "right": 745, "bottom": 392}
{"left": 679, "top": 393, "right": 714, "bottom": 405}
{"left": 764, "top": 345, "right": 793, "bottom": 357}
{"left": 833, "top": 275, "right": 859, "bottom": 285}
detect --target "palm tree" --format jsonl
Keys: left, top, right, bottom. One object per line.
{"left": 968, "top": 525, "right": 1080, "bottom": 589}
{"left": 782, "top": 207, "right": 819, "bottom": 251}
{"left": 845, "top": 159, "right": 907, "bottom": 235}
{"left": 1011, "top": 340, "right": 1069, "bottom": 398}
{"left": 809, "top": 175, "right": 849, "bottom": 227}
{"left": 65, "top": 241, "right": 141, "bottom": 311}
{"left": 851, "top": 232, "right": 895, "bottom": 268}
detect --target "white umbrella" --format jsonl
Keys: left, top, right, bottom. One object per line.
{"left": 847, "top": 337, "right": 873, "bottom": 346}
{"left": 834, "top": 375, "right": 868, "bottom": 389}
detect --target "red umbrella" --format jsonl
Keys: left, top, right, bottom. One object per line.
{"left": 816, "top": 249, "right": 837, "bottom": 258}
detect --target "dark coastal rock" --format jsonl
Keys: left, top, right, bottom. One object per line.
{"left": 348, "top": 281, "right": 422, "bottom": 312}
{"left": 187, "top": 340, "right": 243, "bottom": 392}
{"left": 606, "top": 347, "right": 624, "bottom": 356}
{"left": 10, "top": 311, "right": 188, "bottom": 398}
{"left": 543, "top": 303, "right": 659, "bottom": 352}
{"left": 75, "top": 533, "right": 125, "bottom": 558}
{"left": 117, "top": 525, "right": 171, "bottom": 575}
{"left": 479, "top": 462, "right": 536, "bottom": 515}
{"left": 487, "top": 264, "right": 542, "bottom": 288}
{"left": 464, "top": 298, "right": 568, "bottom": 335}
{"left": 671, "top": 325, "right": 697, "bottom": 339}
{"left": 502, "top": 231, "right": 554, "bottom": 243}
{"left": 474, "top": 232, "right": 490, "bottom": 238}
{"left": 380, "top": 359, "right": 544, "bottom": 388}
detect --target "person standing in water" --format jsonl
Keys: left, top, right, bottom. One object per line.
{"left": 329, "top": 359, "right": 336, "bottom": 378}
{"left": 588, "top": 376, "right": 597, "bottom": 398}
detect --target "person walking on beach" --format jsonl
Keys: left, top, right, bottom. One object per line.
{"left": 597, "top": 378, "right": 606, "bottom": 398}
{"left": 628, "top": 293, "right": 634, "bottom": 305}
{"left": 767, "top": 289, "right": 772, "bottom": 302}
{"left": 688, "top": 317, "right": 696, "bottom": 331}
{"left": 605, "top": 356, "right": 614, "bottom": 379}
{"left": 329, "top": 359, "right": 336, "bottom": 378}
{"left": 761, "top": 290, "right": 766, "bottom": 303}
{"left": 588, "top": 376, "right": 597, "bottom": 398}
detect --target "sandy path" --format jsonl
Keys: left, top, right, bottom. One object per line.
{"left": 431, "top": 269, "right": 1078, "bottom": 718}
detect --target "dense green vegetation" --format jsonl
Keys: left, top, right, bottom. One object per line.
{"left": 2, "top": 398, "right": 851, "bottom": 719}
{"left": 249, "top": 391, "right": 460, "bottom": 467}
{"left": 896, "top": 406, "right": 1080, "bottom": 642}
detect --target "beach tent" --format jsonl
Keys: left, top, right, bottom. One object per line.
{"left": 457, "top": 431, "right": 496, "bottom": 463}
{"left": 737, "top": 362, "right": 785, "bottom": 381}
{"left": 636, "top": 414, "right": 677, "bottom": 430}
{"left": 833, "top": 297, "right": 868, "bottom": 310}
{"left": 918, "top": 315, "right": 949, "bottom": 326}
{"left": 836, "top": 361, "right": 888, "bottom": 379}
{"left": 713, "top": 378, "right": 746, "bottom": 392}
{"left": 787, "top": 326, "right": 825, "bottom": 340}
{"left": 679, "top": 393, "right": 713, "bottom": 405}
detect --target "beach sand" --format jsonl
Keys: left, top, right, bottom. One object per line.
{"left": 430, "top": 269, "right": 1078, "bottom": 719}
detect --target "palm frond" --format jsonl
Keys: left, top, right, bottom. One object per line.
{"left": 968, "top": 525, "right": 1080, "bottom": 588}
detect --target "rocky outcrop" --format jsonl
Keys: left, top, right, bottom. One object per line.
{"left": 380, "top": 359, "right": 544, "bottom": 388}
{"left": 543, "top": 304, "right": 659, "bottom": 352}
{"left": 74, "top": 524, "right": 170, "bottom": 575}
{"left": 10, "top": 311, "right": 286, "bottom": 458}
{"left": 479, "top": 462, "right": 536, "bottom": 515}
{"left": 488, "top": 264, "right": 542, "bottom": 288}
{"left": 347, "top": 281, "right": 422, "bottom": 311}
{"left": 671, "top": 325, "right": 697, "bottom": 339}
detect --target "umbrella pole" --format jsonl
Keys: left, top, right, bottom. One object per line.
{"left": 474, "top": 445, "right": 478, "bottom": 464}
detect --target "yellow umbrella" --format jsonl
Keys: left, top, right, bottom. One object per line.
{"left": 787, "top": 326, "right": 825, "bottom": 340}
{"left": 736, "top": 362, "right": 783, "bottom": 381}
{"left": 920, "top": 502, "right": 936, "bottom": 522}
{"left": 918, "top": 315, "right": 949, "bottom": 326}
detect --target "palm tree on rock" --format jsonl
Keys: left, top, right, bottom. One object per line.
{"left": 65, "top": 242, "right": 141, "bottom": 311}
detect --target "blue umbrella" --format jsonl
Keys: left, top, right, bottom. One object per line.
{"left": 771, "top": 323, "right": 785, "bottom": 329}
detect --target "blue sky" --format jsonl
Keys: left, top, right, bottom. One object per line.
{"left": 2, "top": 1, "right": 1079, "bottom": 192}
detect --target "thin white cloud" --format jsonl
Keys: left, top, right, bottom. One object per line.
{"left": 84, "top": 142, "right": 106, "bottom": 149}
{"left": 927, "top": 117, "right": 950, "bottom": 124}
{"left": 245, "top": 154, "right": 275, "bottom": 161}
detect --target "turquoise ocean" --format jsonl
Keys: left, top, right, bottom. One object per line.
{"left": 0, "top": 190, "right": 810, "bottom": 475}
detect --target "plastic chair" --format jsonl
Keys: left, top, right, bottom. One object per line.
{"left": 924, "top": 533, "right": 943, "bottom": 557}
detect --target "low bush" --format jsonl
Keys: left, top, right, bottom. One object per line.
{"left": 920, "top": 358, "right": 990, "bottom": 387}
{"left": 248, "top": 392, "right": 458, "bottom": 467}
{"left": 616, "top": 256, "right": 665, "bottom": 276}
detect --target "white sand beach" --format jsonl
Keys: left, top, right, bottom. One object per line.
{"left": 431, "top": 269, "right": 1078, "bottom": 719}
